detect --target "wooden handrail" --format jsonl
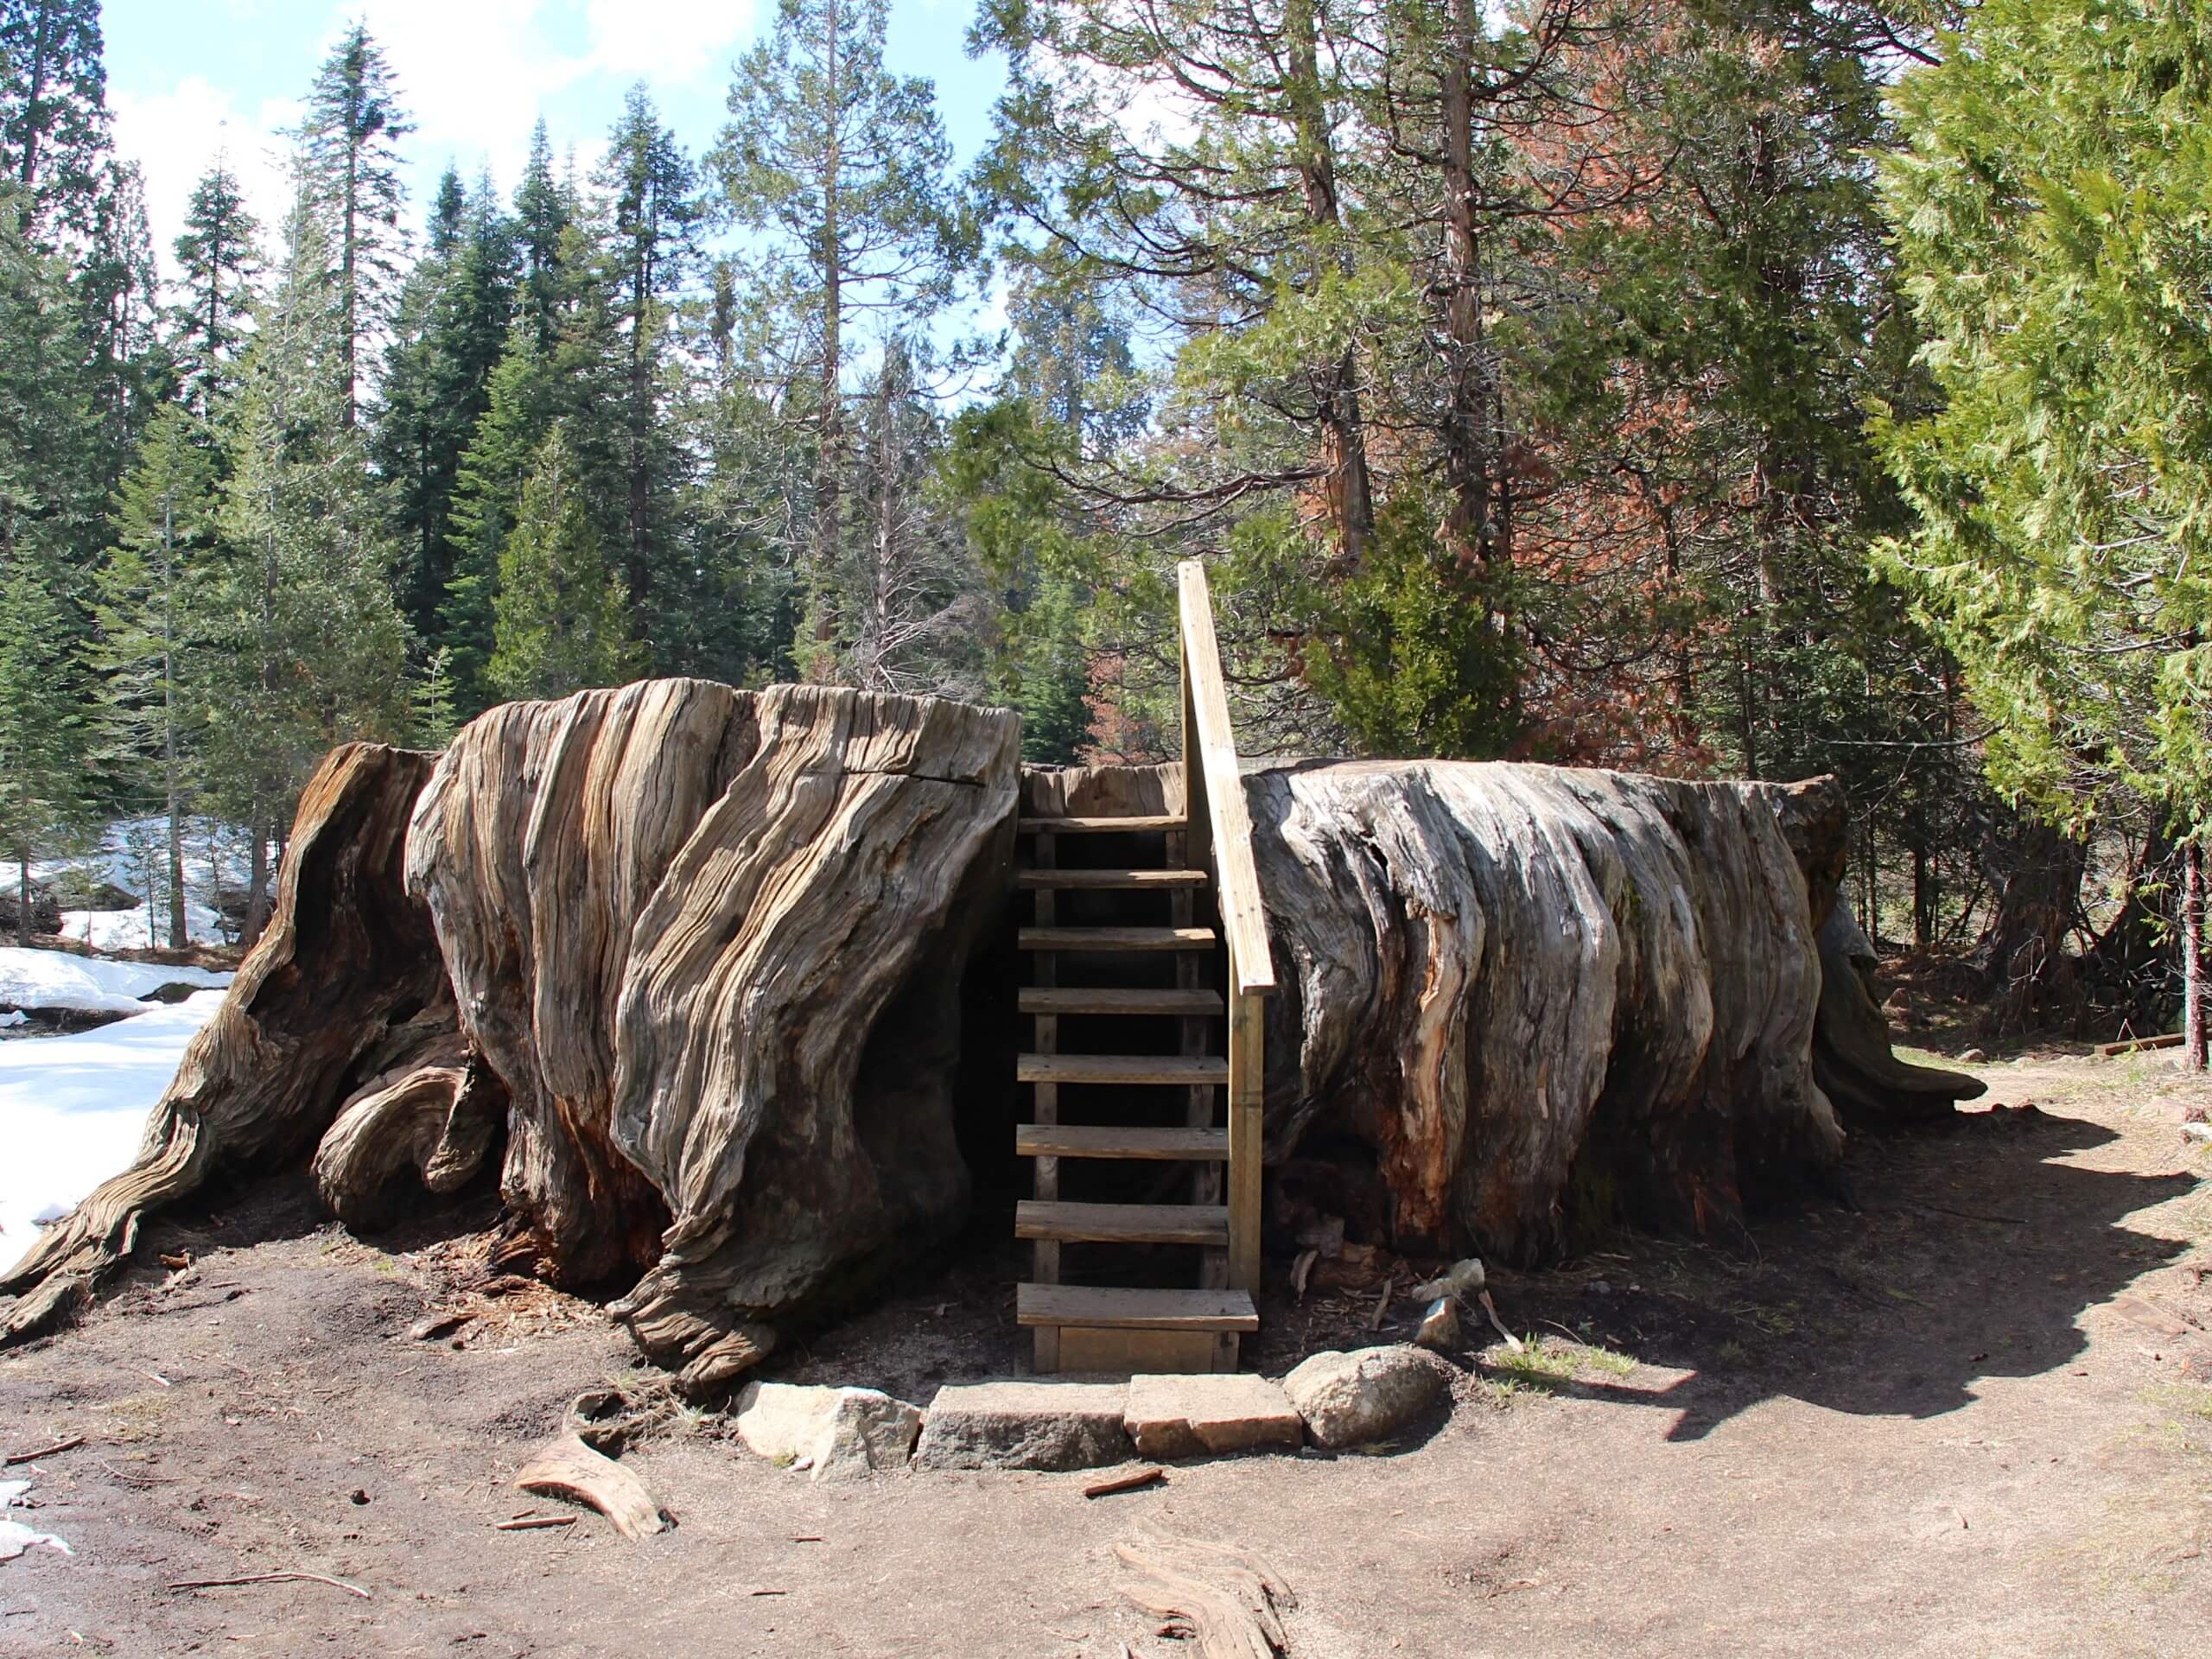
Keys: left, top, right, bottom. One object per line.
{"left": 1176, "top": 559, "right": 1271, "bottom": 1294}
{"left": 1176, "top": 561, "right": 1275, "bottom": 998}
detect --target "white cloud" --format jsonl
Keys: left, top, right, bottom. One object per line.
{"left": 356, "top": 0, "right": 594, "bottom": 191}
{"left": 111, "top": 76, "right": 299, "bottom": 278}
{"left": 583, "top": 0, "right": 755, "bottom": 86}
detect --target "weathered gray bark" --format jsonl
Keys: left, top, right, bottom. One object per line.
{"left": 1033, "top": 758, "right": 1980, "bottom": 1265}
{"left": 404, "top": 680, "right": 1020, "bottom": 1390}
{"left": 1, "top": 742, "right": 458, "bottom": 1342}
{"left": 1810, "top": 906, "right": 1985, "bottom": 1126}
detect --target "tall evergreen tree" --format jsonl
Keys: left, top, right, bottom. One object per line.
{"left": 377, "top": 170, "right": 516, "bottom": 641}
{"left": 441, "top": 318, "right": 556, "bottom": 710}
{"left": 714, "top": 0, "right": 975, "bottom": 675}
{"left": 0, "top": 0, "right": 108, "bottom": 239}
{"left": 487, "top": 421, "right": 639, "bottom": 701}
{"left": 597, "top": 86, "right": 702, "bottom": 620}
{"left": 0, "top": 556, "right": 88, "bottom": 938}
{"left": 95, "top": 402, "right": 215, "bottom": 949}
{"left": 512, "top": 118, "right": 572, "bottom": 348}
{"left": 169, "top": 158, "right": 261, "bottom": 420}
{"left": 208, "top": 181, "right": 410, "bottom": 940}
{"left": 297, "top": 21, "right": 412, "bottom": 426}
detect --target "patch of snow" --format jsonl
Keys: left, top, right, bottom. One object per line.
{"left": 0, "top": 988, "right": 226, "bottom": 1266}
{"left": 0, "top": 1477, "right": 73, "bottom": 1561}
{"left": 0, "top": 816, "right": 254, "bottom": 947}
{"left": 0, "top": 947, "right": 231, "bottom": 1015}
{"left": 59, "top": 903, "right": 228, "bottom": 955}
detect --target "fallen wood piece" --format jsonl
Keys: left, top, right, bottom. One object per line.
{"left": 1115, "top": 1536, "right": 1294, "bottom": 1659}
{"left": 1084, "top": 1466, "right": 1165, "bottom": 1499}
{"left": 515, "top": 1433, "right": 664, "bottom": 1540}
{"left": 493, "top": 1514, "right": 577, "bottom": 1531}
{"left": 2094, "top": 1032, "right": 2184, "bottom": 1057}
{"left": 406, "top": 1310, "right": 470, "bottom": 1343}
{"left": 1477, "top": 1289, "right": 1523, "bottom": 1354}
{"left": 3, "top": 1436, "right": 85, "bottom": 1466}
{"left": 167, "top": 1570, "right": 370, "bottom": 1599}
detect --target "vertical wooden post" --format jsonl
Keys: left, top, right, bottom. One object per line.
{"left": 1032, "top": 828, "right": 1061, "bottom": 1372}
{"left": 1227, "top": 988, "right": 1263, "bottom": 1292}
{"left": 2186, "top": 836, "right": 2206, "bottom": 1074}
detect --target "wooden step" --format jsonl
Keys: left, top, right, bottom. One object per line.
{"left": 1020, "top": 926, "right": 1216, "bottom": 952}
{"left": 1019, "top": 1053, "right": 1229, "bottom": 1086}
{"left": 1016, "top": 868, "right": 1209, "bottom": 890}
{"left": 1015, "top": 1123, "right": 1228, "bottom": 1160}
{"left": 1016, "top": 1200, "right": 1230, "bottom": 1247}
{"left": 1018, "top": 1283, "right": 1257, "bottom": 1332}
{"left": 1019, "top": 815, "right": 1185, "bottom": 835}
{"left": 1019, "top": 987, "right": 1224, "bottom": 1017}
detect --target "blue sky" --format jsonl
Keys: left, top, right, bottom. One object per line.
{"left": 102, "top": 0, "right": 1007, "bottom": 276}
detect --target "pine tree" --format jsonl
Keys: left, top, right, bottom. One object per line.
{"left": 487, "top": 422, "right": 640, "bottom": 701}
{"left": 441, "top": 319, "right": 555, "bottom": 709}
{"left": 95, "top": 402, "right": 214, "bottom": 948}
{"left": 512, "top": 118, "right": 572, "bottom": 349}
{"left": 0, "top": 555, "right": 88, "bottom": 939}
{"left": 376, "top": 170, "right": 516, "bottom": 642}
{"left": 297, "top": 21, "right": 413, "bottom": 427}
{"left": 0, "top": 175, "right": 103, "bottom": 607}
{"left": 713, "top": 0, "right": 975, "bottom": 675}
{"left": 169, "top": 158, "right": 260, "bottom": 420}
{"left": 596, "top": 86, "right": 702, "bottom": 620}
{"left": 0, "top": 0, "right": 109, "bottom": 240}
{"left": 208, "top": 181, "right": 410, "bottom": 941}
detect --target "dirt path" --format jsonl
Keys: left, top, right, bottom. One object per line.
{"left": 2, "top": 1052, "right": 2208, "bottom": 1657}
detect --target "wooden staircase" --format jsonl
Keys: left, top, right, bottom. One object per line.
{"left": 1014, "top": 563, "right": 1274, "bottom": 1375}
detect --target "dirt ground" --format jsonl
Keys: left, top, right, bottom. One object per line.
{"left": 2, "top": 1048, "right": 2209, "bottom": 1659}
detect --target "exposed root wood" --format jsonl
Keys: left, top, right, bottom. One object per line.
{"left": 1115, "top": 1535, "right": 1295, "bottom": 1659}
{"left": 1811, "top": 908, "right": 1986, "bottom": 1125}
{"left": 514, "top": 1433, "right": 664, "bottom": 1541}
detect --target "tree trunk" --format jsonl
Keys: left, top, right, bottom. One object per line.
{"left": 1284, "top": 0, "right": 1375, "bottom": 565}
{"left": 243, "top": 798, "right": 270, "bottom": 950}
{"left": 405, "top": 680, "right": 1019, "bottom": 1389}
{"left": 1980, "top": 815, "right": 2086, "bottom": 1031}
{"left": 2186, "top": 838, "right": 2206, "bottom": 1072}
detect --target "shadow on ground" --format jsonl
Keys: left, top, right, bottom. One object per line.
{"left": 1462, "top": 1104, "right": 2202, "bottom": 1441}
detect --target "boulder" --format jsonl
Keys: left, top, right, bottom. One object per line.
{"left": 1414, "top": 1297, "right": 1461, "bottom": 1351}
{"left": 1123, "top": 1373, "right": 1303, "bottom": 1459}
{"left": 912, "top": 1380, "right": 1131, "bottom": 1471}
{"left": 1281, "top": 1346, "right": 1446, "bottom": 1449}
{"left": 734, "top": 1381, "right": 923, "bottom": 1480}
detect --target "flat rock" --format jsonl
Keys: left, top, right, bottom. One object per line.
{"left": 912, "top": 1380, "right": 1131, "bottom": 1471}
{"left": 734, "top": 1382, "right": 923, "bottom": 1480}
{"left": 1123, "top": 1373, "right": 1303, "bottom": 1459}
{"left": 1281, "top": 1345, "right": 1446, "bottom": 1449}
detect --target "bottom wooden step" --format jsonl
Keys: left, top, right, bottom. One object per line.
{"left": 1018, "top": 1283, "right": 1257, "bottom": 1332}
{"left": 1020, "top": 1284, "right": 1255, "bottom": 1376}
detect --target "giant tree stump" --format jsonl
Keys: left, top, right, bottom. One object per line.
{"left": 404, "top": 680, "right": 1020, "bottom": 1389}
{"left": 4, "top": 677, "right": 1974, "bottom": 1377}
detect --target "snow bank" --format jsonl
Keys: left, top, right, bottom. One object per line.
{"left": 0, "top": 947, "right": 231, "bottom": 1015}
{"left": 0, "top": 816, "right": 251, "bottom": 948}
{"left": 60, "top": 903, "right": 229, "bottom": 954}
{"left": 0, "top": 989, "right": 226, "bottom": 1265}
{"left": 0, "top": 1477, "right": 73, "bottom": 1560}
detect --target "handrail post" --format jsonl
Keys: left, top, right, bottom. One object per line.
{"left": 1175, "top": 559, "right": 1273, "bottom": 1298}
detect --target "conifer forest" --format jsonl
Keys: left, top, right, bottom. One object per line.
{"left": 1, "top": 0, "right": 2208, "bottom": 1044}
